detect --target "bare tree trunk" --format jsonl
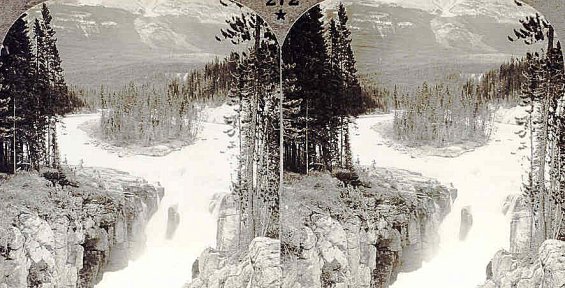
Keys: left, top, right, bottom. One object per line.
{"left": 247, "top": 15, "right": 262, "bottom": 240}
{"left": 305, "top": 100, "right": 309, "bottom": 175}
{"left": 539, "top": 96, "right": 549, "bottom": 242}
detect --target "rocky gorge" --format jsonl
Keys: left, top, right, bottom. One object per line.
{"left": 185, "top": 166, "right": 457, "bottom": 288}
{"left": 481, "top": 240, "right": 565, "bottom": 288}
{"left": 280, "top": 166, "right": 457, "bottom": 288}
{"left": 186, "top": 194, "right": 281, "bottom": 288}
{"left": 0, "top": 167, "right": 163, "bottom": 288}
{"left": 480, "top": 195, "right": 565, "bottom": 288}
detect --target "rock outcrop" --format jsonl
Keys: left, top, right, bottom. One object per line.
{"left": 166, "top": 205, "right": 180, "bottom": 239}
{"left": 281, "top": 167, "right": 456, "bottom": 288}
{"left": 481, "top": 240, "right": 565, "bottom": 288}
{"left": 459, "top": 206, "right": 473, "bottom": 241}
{"left": 187, "top": 237, "right": 281, "bottom": 288}
{"left": 186, "top": 194, "right": 281, "bottom": 288}
{"left": 503, "top": 194, "right": 532, "bottom": 255}
{"left": 0, "top": 167, "right": 163, "bottom": 288}
{"left": 215, "top": 194, "right": 240, "bottom": 253}
{"left": 481, "top": 194, "right": 565, "bottom": 288}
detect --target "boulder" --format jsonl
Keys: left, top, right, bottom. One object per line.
{"left": 191, "top": 259, "right": 199, "bottom": 279}
{"left": 186, "top": 238, "right": 280, "bottom": 288}
{"left": 459, "top": 206, "right": 473, "bottom": 241}
{"left": 249, "top": 237, "right": 282, "bottom": 288}
{"left": 166, "top": 205, "right": 180, "bottom": 239}
{"left": 539, "top": 240, "right": 565, "bottom": 288}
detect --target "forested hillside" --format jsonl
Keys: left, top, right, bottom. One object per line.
{"left": 389, "top": 53, "right": 530, "bottom": 148}
{"left": 392, "top": 82, "right": 493, "bottom": 147}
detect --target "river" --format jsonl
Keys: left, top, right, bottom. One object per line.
{"left": 351, "top": 111, "right": 526, "bottom": 288}
{"left": 59, "top": 108, "right": 523, "bottom": 287}
{"left": 58, "top": 108, "right": 236, "bottom": 288}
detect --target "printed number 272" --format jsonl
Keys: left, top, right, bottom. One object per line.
{"left": 266, "top": 0, "right": 300, "bottom": 6}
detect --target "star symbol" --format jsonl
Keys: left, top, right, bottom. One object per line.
{"left": 275, "top": 9, "right": 287, "bottom": 21}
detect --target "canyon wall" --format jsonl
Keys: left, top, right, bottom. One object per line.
{"left": 281, "top": 167, "right": 456, "bottom": 288}
{"left": 482, "top": 240, "right": 565, "bottom": 288}
{"left": 481, "top": 195, "right": 565, "bottom": 288}
{"left": 186, "top": 195, "right": 281, "bottom": 288}
{"left": 0, "top": 167, "right": 163, "bottom": 288}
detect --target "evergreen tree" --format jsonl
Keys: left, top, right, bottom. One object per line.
{"left": 0, "top": 6, "right": 77, "bottom": 173}
{"left": 336, "top": 3, "right": 363, "bottom": 115}
{"left": 0, "top": 15, "right": 36, "bottom": 173}
{"left": 0, "top": 45, "right": 12, "bottom": 172}
{"left": 510, "top": 12, "right": 565, "bottom": 244}
{"left": 37, "top": 3, "right": 69, "bottom": 167}
{"left": 284, "top": 4, "right": 333, "bottom": 172}
{"left": 219, "top": 5, "right": 283, "bottom": 243}
{"left": 283, "top": 3, "right": 363, "bottom": 173}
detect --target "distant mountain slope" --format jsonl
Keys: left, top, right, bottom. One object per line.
{"left": 336, "top": 0, "right": 539, "bottom": 86}
{"left": 26, "top": 2, "right": 238, "bottom": 88}
{"left": 23, "top": 0, "right": 542, "bottom": 88}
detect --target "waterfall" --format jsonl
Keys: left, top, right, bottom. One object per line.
{"left": 58, "top": 107, "right": 236, "bottom": 287}
{"left": 351, "top": 114, "right": 526, "bottom": 288}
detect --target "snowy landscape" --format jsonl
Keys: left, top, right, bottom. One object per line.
{"left": 0, "top": 0, "right": 564, "bottom": 288}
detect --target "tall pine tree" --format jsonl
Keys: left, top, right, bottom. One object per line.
{"left": 0, "top": 14, "right": 36, "bottom": 173}
{"left": 284, "top": 3, "right": 362, "bottom": 173}
{"left": 219, "top": 4, "right": 283, "bottom": 244}
{"left": 510, "top": 12, "right": 565, "bottom": 245}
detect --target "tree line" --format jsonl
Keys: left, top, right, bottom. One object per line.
{"left": 94, "top": 58, "right": 233, "bottom": 146}
{"left": 392, "top": 81, "right": 493, "bottom": 147}
{"left": 75, "top": 57, "right": 233, "bottom": 112}
{"left": 0, "top": 5, "right": 79, "bottom": 173}
{"left": 478, "top": 57, "right": 528, "bottom": 106}
{"left": 510, "top": 13, "right": 565, "bottom": 247}
{"left": 390, "top": 54, "right": 533, "bottom": 148}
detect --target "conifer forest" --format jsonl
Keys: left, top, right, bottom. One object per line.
{"left": 0, "top": 5, "right": 82, "bottom": 173}
{"left": 0, "top": 1, "right": 564, "bottom": 288}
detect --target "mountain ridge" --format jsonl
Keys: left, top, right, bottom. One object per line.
{"left": 23, "top": 0, "right": 542, "bottom": 88}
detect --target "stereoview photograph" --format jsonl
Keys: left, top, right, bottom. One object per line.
{"left": 0, "top": 0, "right": 563, "bottom": 288}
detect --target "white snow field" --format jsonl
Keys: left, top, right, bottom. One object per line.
{"left": 58, "top": 106, "right": 236, "bottom": 288}
{"left": 351, "top": 111, "right": 527, "bottom": 288}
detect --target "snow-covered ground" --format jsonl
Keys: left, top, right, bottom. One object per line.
{"left": 351, "top": 111, "right": 526, "bottom": 288}
{"left": 58, "top": 106, "right": 236, "bottom": 288}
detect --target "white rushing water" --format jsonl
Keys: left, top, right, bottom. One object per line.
{"left": 351, "top": 111, "right": 526, "bottom": 288}
{"left": 58, "top": 107, "right": 235, "bottom": 288}
{"left": 59, "top": 105, "right": 524, "bottom": 287}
